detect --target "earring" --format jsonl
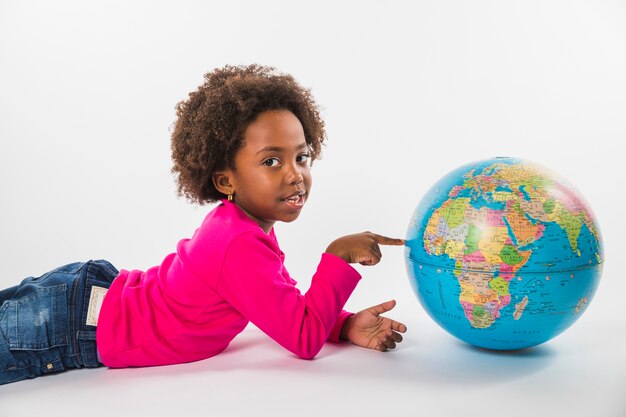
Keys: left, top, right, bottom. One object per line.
{"left": 228, "top": 193, "right": 233, "bottom": 202}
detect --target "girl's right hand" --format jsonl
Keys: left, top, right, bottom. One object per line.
{"left": 325, "top": 232, "right": 405, "bottom": 265}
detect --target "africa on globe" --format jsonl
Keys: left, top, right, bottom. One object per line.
{"left": 405, "top": 157, "right": 604, "bottom": 350}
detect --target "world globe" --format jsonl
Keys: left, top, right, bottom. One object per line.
{"left": 405, "top": 157, "right": 604, "bottom": 350}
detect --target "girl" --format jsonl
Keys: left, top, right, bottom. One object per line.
{"left": 0, "top": 64, "right": 407, "bottom": 385}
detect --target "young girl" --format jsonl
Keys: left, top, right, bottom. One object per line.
{"left": 0, "top": 64, "right": 407, "bottom": 385}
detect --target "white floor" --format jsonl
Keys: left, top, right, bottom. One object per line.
{"left": 1, "top": 295, "right": 624, "bottom": 417}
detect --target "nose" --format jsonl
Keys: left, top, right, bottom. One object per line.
{"left": 285, "top": 161, "right": 304, "bottom": 186}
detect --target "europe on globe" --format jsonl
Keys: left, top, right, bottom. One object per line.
{"left": 405, "top": 157, "right": 604, "bottom": 350}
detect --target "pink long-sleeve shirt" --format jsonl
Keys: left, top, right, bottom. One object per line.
{"left": 96, "top": 200, "right": 361, "bottom": 368}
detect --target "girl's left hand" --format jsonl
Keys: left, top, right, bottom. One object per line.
{"left": 341, "top": 300, "right": 407, "bottom": 352}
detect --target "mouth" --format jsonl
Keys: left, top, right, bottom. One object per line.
{"left": 281, "top": 190, "right": 306, "bottom": 209}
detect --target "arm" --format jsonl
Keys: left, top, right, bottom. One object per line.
{"left": 217, "top": 231, "right": 361, "bottom": 359}
{"left": 279, "top": 260, "right": 353, "bottom": 344}
{"left": 327, "top": 232, "right": 408, "bottom": 351}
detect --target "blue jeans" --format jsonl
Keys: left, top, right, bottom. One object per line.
{"left": 0, "top": 260, "right": 118, "bottom": 385}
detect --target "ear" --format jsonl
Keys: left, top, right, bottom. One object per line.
{"left": 212, "top": 170, "right": 235, "bottom": 197}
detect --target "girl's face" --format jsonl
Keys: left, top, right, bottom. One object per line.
{"left": 215, "top": 109, "right": 312, "bottom": 233}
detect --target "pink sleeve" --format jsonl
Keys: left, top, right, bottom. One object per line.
{"left": 327, "top": 310, "right": 354, "bottom": 343}
{"left": 217, "top": 231, "right": 361, "bottom": 359}
{"left": 279, "top": 257, "right": 354, "bottom": 344}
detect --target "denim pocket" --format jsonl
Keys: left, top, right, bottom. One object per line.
{"left": 0, "top": 284, "right": 69, "bottom": 350}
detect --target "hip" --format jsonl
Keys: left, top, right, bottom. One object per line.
{"left": 0, "top": 259, "right": 119, "bottom": 385}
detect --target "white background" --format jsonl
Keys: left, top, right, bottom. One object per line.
{"left": 1, "top": 0, "right": 625, "bottom": 416}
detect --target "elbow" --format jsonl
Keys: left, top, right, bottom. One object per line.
{"left": 291, "top": 316, "right": 329, "bottom": 360}
{"left": 294, "top": 343, "right": 322, "bottom": 360}
{"left": 296, "top": 351, "right": 318, "bottom": 360}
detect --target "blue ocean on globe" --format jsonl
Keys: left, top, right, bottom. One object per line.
{"left": 405, "top": 157, "right": 604, "bottom": 350}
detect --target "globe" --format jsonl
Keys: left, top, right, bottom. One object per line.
{"left": 405, "top": 157, "right": 604, "bottom": 350}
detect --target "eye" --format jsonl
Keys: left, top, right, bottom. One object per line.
{"left": 263, "top": 158, "right": 280, "bottom": 167}
{"left": 297, "top": 153, "right": 311, "bottom": 164}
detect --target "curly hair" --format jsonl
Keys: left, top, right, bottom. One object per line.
{"left": 170, "top": 64, "right": 326, "bottom": 205}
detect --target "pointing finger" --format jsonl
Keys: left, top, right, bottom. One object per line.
{"left": 370, "top": 233, "right": 406, "bottom": 246}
